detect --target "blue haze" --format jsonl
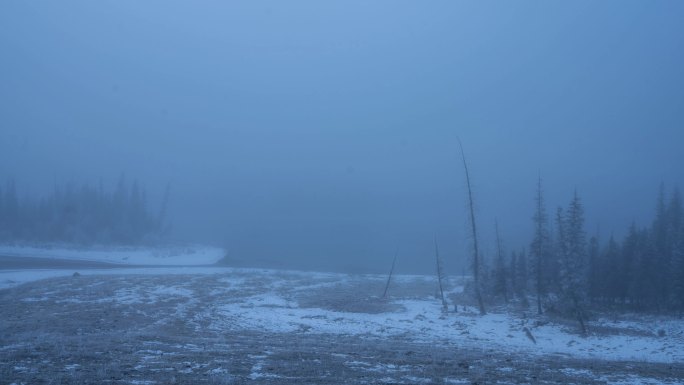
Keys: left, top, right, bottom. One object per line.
{"left": 1, "top": 1, "right": 683, "bottom": 273}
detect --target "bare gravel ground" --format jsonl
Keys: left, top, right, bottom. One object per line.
{"left": 1, "top": 271, "right": 682, "bottom": 384}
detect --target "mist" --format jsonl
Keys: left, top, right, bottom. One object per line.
{"left": 2, "top": 1, "right": 683, "bottom": 274}
{"left": 5, "top": 3, "right": 684, "bottom": 384}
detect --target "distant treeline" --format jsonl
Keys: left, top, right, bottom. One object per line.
{"left": 482, "top": 183, "right": 684, "bottom": 316}
{"left": 0, "top": 177, "right": 170, "bottom": 245}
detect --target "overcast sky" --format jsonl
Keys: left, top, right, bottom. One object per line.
{"left": 1, "top": 1, "right": 683, "bottom": 273}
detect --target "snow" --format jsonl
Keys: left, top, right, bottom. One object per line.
{"left": 443, "top": 378, "right": 470, "bottom": 384}
{"left": 107, "top": 285, "right": 194, "bottom": 305}
{"left": 559, "top": 367, "right": 679, "bottom": 385}
{"left": 248, "top": 351, "right": 288, "bottom": 380}
{"left": 0, "top": 244, "right": 225, "bottom": 266}
{"left": 202, "top": 271, "right": 684, "bottom": 364}
{"left": 3, "top": 259, "right": 684, "bottom": 366}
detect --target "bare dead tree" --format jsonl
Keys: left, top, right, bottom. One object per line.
{"left": 458, "top": 138, "right": 486, "bottom": 315}
{"left": 434, "top": 236, "right": 448, "bottom": 312}
{"left": 382, "top": 250, "right": 398, "bottom": 299}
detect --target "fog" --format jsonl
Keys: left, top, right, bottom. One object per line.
{"left": 1, "top": 1, "right": 683, "bottom": 274}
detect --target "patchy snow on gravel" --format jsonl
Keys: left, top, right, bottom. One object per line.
{"left": 110, "top": 285, "right": 194, "bottom": 305}
{"left": 560, "top": 367, "right": 679, "bottom": 385}
{"left": 0, "top": 266, "right": 235, "bottom": 290}
{"left": 198, "top": 270, "right": 684, "bottom": 364}
{"left": 210, "top": 288, "right": 684, "bottom": 363}
{"left": 3, "top": 264, "right": 684, "bottom": 366}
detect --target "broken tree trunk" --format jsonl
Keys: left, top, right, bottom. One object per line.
{"left": 382, "top": 250, "right": 398, "bottom": 299}
{"left": 435, "top": 236, "right": 448, "bottom": 312}
{"left": 523, "top": 326, "right": 537, "bottom": 344}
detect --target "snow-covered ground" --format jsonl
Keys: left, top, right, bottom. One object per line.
{"left": 0, "top": 244, "right": 225, "bottom": 266}
{"left": 211, "top": 288, "right": 684, "bottom": 364}
{"left": 198, "top": 271, "right": 683, "bottom": 365}
{"left": 0, "top": 260, "right": 684, "bottom": 384}
{"left": 3, "top": 265, "right": 683, "bottom": 364}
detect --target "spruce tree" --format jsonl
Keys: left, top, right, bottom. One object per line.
{"left": 603, "top": 235, "right": 621, "bottom": 305}
{"left": 530, "top": 176, "right": 550, "bottom": 314}
{"left": 510, "top": 251, "right": 518, "bottom": 300}
{"left": 672, "top": 228, "right": 684, "bottom": 310}
{"left": 493, "top": 221, "right": 509, "bottom": 303}
{"left": 555, "top": 192, "right": 588, "bottom": 334}
{"left": 587, "top": 235, "right": 600, "bottom": 303}
{"left": 516, "top": 249, "right": 529, "bottom": 307}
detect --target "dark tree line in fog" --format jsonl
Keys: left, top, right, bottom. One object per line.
{"left": 0, "top": 177, "right": 169, "bottom": 245}
{"left": 483, "top": 183, "right": 684, "bottom": 317}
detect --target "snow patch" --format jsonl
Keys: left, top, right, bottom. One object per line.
{"left": 0, "top": 244, "right": 224, "bottom": 266}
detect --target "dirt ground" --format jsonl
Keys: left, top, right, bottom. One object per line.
{"left": 1, "top": 273, "right": 682, "bottom": 384}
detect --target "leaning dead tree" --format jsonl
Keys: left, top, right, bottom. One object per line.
{"left": 458, "top": 138, "right": 486, "bottom": 315}
{"left": 434, "top": 236, "right": 448, "bottom": 312}
{"left": 382, "top": 250, "right": 398, "bottom": 299}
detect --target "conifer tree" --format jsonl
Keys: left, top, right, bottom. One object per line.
{"left": 510, "top": 251, "right": 518, "bottom": 300}
{"left": 530, "top": 176, "right": 549, "bottom": 314}
{"left": 516, "top": 249, "right": 529, "bottom": 307}
{"left": 587, "top": 235, "right": 600, "bottom": 303}
{"left": 493, "top": 221, "right": 509, "bottom": 303}
{"left": 602, "top": 235, "right": 621, "bottom": 304}
{"left": 556, "top": 192, "right": 588, "bottom": 334}
{"left": 671, "top": 228, "right": 684, "bottom": 310}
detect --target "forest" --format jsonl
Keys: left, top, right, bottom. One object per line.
{"left": 480, "top": 182, "right": 684, "bottom": 320}
{"left": 0, "top": 177, "right": 169, "bottom": 245}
